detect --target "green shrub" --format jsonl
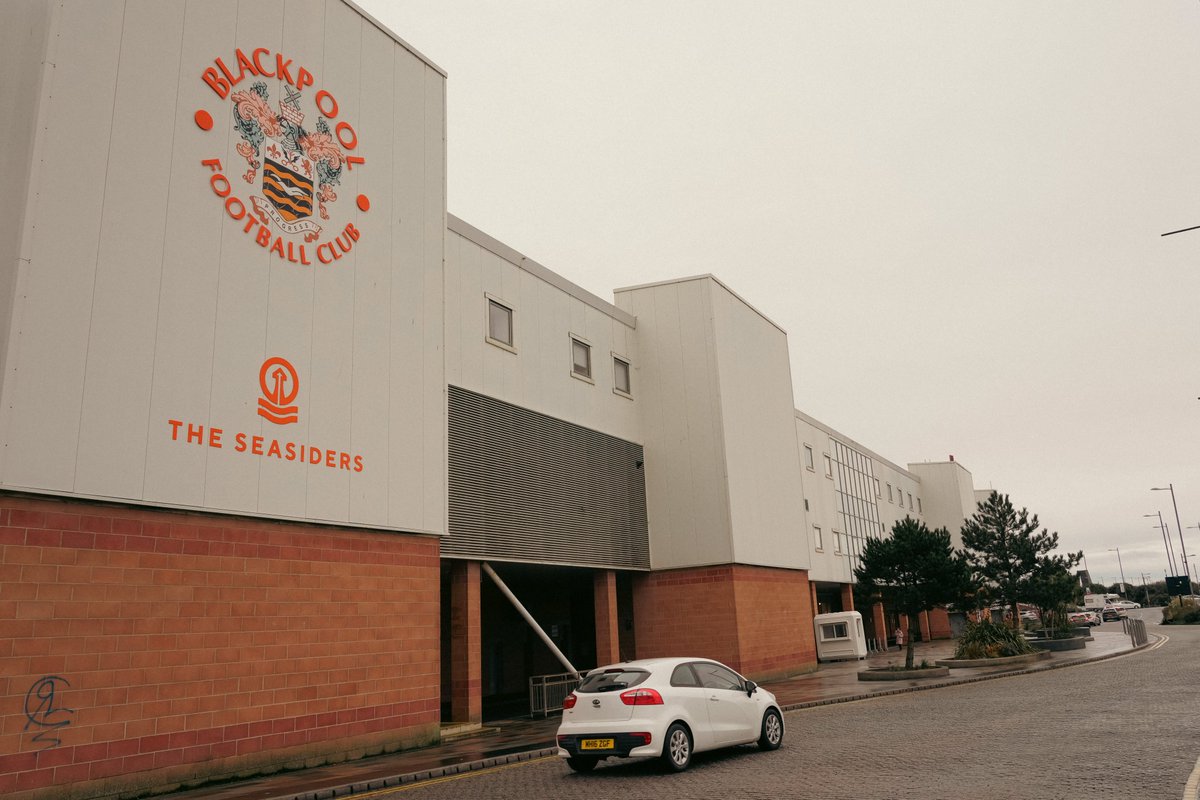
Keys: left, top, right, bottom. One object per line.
{"left": 953, "top": 617, "right": 1038, "bottom": 659}
{"left": 1162, "top": 600, "right": 1200, "bottom": 625}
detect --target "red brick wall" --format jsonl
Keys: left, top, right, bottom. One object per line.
{"left": 447, "top": 561, "right": 480, "bottom": 724}
{"left": 593, "top": 571, "right": 620, "bottom": 667}
{"left": 730, "top": 565, "right": 817, "bottom": 680}
{"left": 0, "top": 494, "right": 440, "bottom": 800}
{"left": 633, "top": 564, "right": 816, "bottom": 681}
{"left": 927, "top": 607, "right": 952, "bottom": 639}
{"left": 633, "top": 567, "right": 740, "bottom": 668}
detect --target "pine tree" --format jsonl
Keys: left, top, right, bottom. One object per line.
{"left": 854, "top": 517, "right": 973, "bottom": 669}
{"left": 960, "top": 491, "right": 1080, "bottom": 627}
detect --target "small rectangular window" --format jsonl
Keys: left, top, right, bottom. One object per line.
{"left": 813, "top": 525, "right": 823, "bottom": 551}
{"left": 803, "top": 445, "right": 815, "bottom": 470}
{"left": 824, "top": 454, "right": 833, "bottom": 478}
{"left": 820, "top": 622, "right": 848, "bottom": 641}
{"left": 571, "top": 337, "right": 592, "bottom": 380}
{"left": 613, "top": 356, "right": 631, "bottom": 396}
{"left": 487, "top": 298, "right": 514, "bottom": 348}
{"left": 917, "top": 497, "right": 922, "bottom": 513}
{"left": 874, "top": 478, "right": 881, "bottom": 498}
{"left": 834, "top": 531, "right": 846, "bottom": 553}
{"left": 908, "top": 492, "right": 914, "bottom": 510}
{"left": 887, "top": 483, "right": 893, "bottom": 502}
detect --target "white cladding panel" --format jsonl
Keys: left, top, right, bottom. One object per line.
{"left": 1, "top": 0, "right": 446, "bottom": 534}
{"left": 444, "top": 229, "right": 640, "bottom": 444}
{"left": 0, "top": 1, "right": 53, "bottom": 393}
{"left": 615, "top": 279, "right": 733, "bottom": 570}
{"left": 796, "top": 412, "right": 924, "bottom": 584}
{"left": 907, "top": 461, "right": 977, "bottom": 549}
{"left": 795, "top": 417, "right": 849, "bottom": 583}
{"left": 710, "top": 285, "right": 808, "bottom": 570}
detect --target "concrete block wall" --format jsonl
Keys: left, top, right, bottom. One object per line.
{"left": 0, "top": 495, "right": 440, "bottom": 800}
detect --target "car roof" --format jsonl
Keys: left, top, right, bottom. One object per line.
{"left": 587, "top": 657, "right": 725, "bottom": 673}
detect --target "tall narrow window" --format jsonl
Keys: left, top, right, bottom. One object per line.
{"left": 613, "top": 356, "right": 631, "bottom": 396}
{"left": 803, "top": 445, "right": 815, "bottom": 470}
{"left": 887, "top": 483, "right": 894, "bottom": 502}
{"left": 824, "top": 454, "right": 833, "bottom": 478}
{"left": 487, "top": 298, "right": 513, "bottom": 348}
{"left": 571, "top": 337, "right": 592, "bottom": 380}
{"left": 813, "top": 525, "right": 823, "bottom": 551}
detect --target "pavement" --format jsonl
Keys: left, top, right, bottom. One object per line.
{"left": 160, "top": 626, "right": 1145, "bottom": 800}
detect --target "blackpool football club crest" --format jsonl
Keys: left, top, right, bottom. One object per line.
{"left": 230, "top": 81, "right": 343, "bottom": 243}
{"left": 197, "top": 48, "right": 368, "bottom": 266}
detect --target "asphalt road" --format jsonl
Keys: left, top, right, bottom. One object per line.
{"left": 364, "top": 609, "right": 1200, "bottom": 800}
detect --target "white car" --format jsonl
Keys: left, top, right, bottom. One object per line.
{"left": 1111, "top": 600, "right": 1141, "bottom": 610}
{"left": 555, "top": 657, "right": 784, "bottom": 772}
{"left": 1068, "top": 610, "right": 1102, "bottom": 627}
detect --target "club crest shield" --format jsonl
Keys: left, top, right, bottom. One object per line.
{"left": 262, "top": 142, "right": 314, "bottom": 223}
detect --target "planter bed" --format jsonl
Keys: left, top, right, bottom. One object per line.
{"left": 857, "top": 666, "right": 950, "bottom": 681}
{"left": 934, "top": 650, "right": 1051, "bottom": 669}
{"left": 1027, "top": 635, "right": 1087, "bottom": 652}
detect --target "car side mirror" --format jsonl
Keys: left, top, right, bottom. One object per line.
{"left": 745, "top": 680, "right": 757, "bottom": 696}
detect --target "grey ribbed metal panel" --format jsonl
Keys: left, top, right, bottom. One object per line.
{"left": 446, "top": 386, "right": 649, "bottom": 569}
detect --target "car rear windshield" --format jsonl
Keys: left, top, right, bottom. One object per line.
{"left": 577, "top": 669, "right": 650, "bottom": 693}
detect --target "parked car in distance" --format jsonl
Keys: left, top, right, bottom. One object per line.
{"left": 1068, "top": 610, "right": 1101, "bottom": 626}
{"left": 556, "top": 657, "right": 784, "bottom": 773}
{"left": 1111, "top": 600, "right": 1141, "bottom": 610}
{"left": 1101, "top": 605, "right": 1124, "bottom": 621}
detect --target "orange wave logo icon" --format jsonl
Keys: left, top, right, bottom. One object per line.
{"left": 257, "top": 357, "right": 299, "bottom": 425}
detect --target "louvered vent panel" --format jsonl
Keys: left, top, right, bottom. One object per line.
{"left": 446, "top": 385, "right": 649, "bottom": 569}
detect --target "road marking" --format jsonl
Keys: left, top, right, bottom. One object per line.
{"left": 1185, "top": 753, "right": 1200, "bottom": 800}
{"left": 346, "top": 756, "right": 555, "bottom": 797}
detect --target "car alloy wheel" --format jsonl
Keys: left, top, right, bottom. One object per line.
{"left": 759, "top": 708, "right": 783, "bottom": 751}
{"left": 662, "top": 722, "right": 692, "bottom": 772}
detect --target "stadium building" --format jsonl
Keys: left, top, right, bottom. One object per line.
{"left": 0, "top": 2, "right": 984, "bottom": 797}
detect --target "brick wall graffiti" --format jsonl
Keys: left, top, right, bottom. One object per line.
{"left": 24, "top": 675, "right": 75, "bottom": 748}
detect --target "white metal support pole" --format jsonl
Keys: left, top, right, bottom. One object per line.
{"left": 481, "top": 562, "right": 580, "bottom": 678}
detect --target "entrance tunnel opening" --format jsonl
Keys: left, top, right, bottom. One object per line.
{"left": 441, "top": 561, "right": 641, "bottom": 722}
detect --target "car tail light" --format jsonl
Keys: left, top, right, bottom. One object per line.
{"left": 631, "top": 732, "right": 652, "bottom": 745}
{"left": 562, "top": 693, "right": 578, "bottom": 710}
{"left": 620, "top": 688, "right": 664, "bottom": 706}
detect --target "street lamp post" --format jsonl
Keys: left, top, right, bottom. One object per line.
{"left": 1145, "top": 512, "right": 1178, "bottom": 575}
{"left": 1140, "top": 573, "right": 1152, "bottom": 606}
{"left": 1108, "top": 547, "right": 1127, "bottom": 595}
{"left": 1152, "top": 485, "right": 1190, "bottom": 581}
{"left": 1187, "top": 524, "right": 1200, "bottom": 593}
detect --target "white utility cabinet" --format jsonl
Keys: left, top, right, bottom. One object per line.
{"left": 814, "top": 611, "right": 868, "bottom": 662}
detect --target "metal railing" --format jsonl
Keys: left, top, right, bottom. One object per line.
{"left": 529, "top": 671, "right": 583, "bottom": 718}
{"left": 1122, "top": 616, "right": 1148, "bottom": 647}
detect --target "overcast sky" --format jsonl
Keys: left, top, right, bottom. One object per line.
{"left": 361, "top": 1, "right": 1200, "bottom": 591}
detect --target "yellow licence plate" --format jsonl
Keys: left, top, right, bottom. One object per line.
{"left": 580, "top": 738, "right": 614, "bottom": 750}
